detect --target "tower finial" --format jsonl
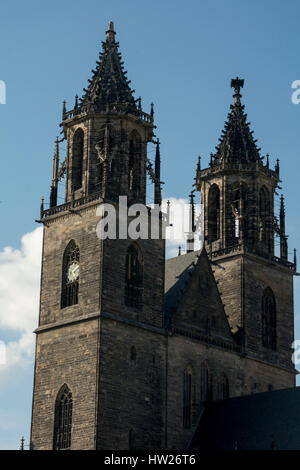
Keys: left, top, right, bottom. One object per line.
{"left": 197, "top": 155, "right": 201, "bottom": 171}
{"left": 106, "top": 21, "right": 116, "bottom": 42}
{"left": 231, "top": 76, "right": 244, "bottom": 105}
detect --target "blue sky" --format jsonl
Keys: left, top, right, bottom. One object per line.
{"left": 0, "top": 0, "right": 299, "bottom": 449}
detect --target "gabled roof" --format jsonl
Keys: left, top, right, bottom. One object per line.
{"left": 164, "top": 249, "right": 234, "bottom": 344}
{"left": 79, "top": 22, "right": 137, "bottom": 112}
{"left": 190, "top": 386, "right": 300, "bottom": 450}
{"left": 213, "top": 77, "right": 261, "bottom": 165}
{"left": 164, "top": 249, "right": 201, "bottom": 320}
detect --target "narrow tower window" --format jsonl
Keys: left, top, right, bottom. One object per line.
{"left": 128, "top": 130, "right": 141, "bottom": 193}
{"left": 61, "top": 240, "right": 80, "bottom": 309}
{"left": 53, "top": 384, "right": 72, "bottom": 450}
{"left": 217, "top": 374, "right": 229, "bottom": 400}
{"left": 125, "top": 244, "right": 143, "bottom": 309}
{"left": 259, "top": 186, "right": 270, "bottom": 245}
{"left": 183, "top": 365, "right": 192, "bottom": 429}
{"left": 200, "top": 361, "right": 211, "bottom": 401}
{"left": 72, "top": 128, "right": 84, "bottom": 192}
{"left": 262, "top": 287, "right": 276, "bottom": 350}
{"left": 208, "top": 185, "right": 220, "bottom": 243}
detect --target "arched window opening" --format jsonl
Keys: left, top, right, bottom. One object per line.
{"left": 208, "top": 185, "right": 220, "bottom": 243}
{"left": 61, "top": 241, "right": 80, "bottom": 309}
{"left": 183, "top": 366, "right": 192, "bottom": 429}
{"left": 72, "top": 128, "right": 84, "bottom": 192}
{"left": 125, "top": 244, "right": 143, "bottom": 309}
{"left": 53, "top": 384, "right": 72, "bottom": 450}
{"left": 217, "top": 374, "right": 229, "bottom": 400}
{"left": 262, "top": 287, "right": 276, "bottom": 350}
{"left": 128, "top": 131, "right": 141, "bottom": 193}
{"left": 130, "top": 346, "right": 137, "bottom": 362}
{"left": 231, "top": 183, "right": 248, "bottom": 241}
{"left": 200, "top": 361, "right": 211, "bottom": 401}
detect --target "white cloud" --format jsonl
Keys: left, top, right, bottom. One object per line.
{"left": 161, "top": 197, "right": 203, "bottom": 258}
{"left": 0, "top": 227, "right": 43, "bottom": 385}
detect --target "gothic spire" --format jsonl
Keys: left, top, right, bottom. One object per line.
{"left": 79, "top": 21, "right": 137, "bottom": 112}
{"left": 213, "top": 77, "right": 261, "bottom": 165}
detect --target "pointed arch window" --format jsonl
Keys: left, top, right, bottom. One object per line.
{"left": 231, "top": 183, "right": 248, "bottom": 241}
{"left": 183, "top": 365, "right": 192, "bottom": 429}
{"left": 53, "top": 384, "right": 72, "bottom": 450}
{"left": 61, "top": 240, "right": 80, "bottom": 309}
{"left": 200, "top": 361, "right": 212, "bottom": 401}
{"left": 208, "top": 184, "right": 220, "bottom": 242}
{"left": 125, "top": 244, "right": 143, "bottom": 309}
{"left": 259, "top": 186, "right": 270, "bottom": 245}
{"left": 217, "top": 374, "right": 229, "bottom": 400}
{"left": 72, "top": 128, "right": 84, "bottom": 192}
{"left": 262, "top": 287, "right": 276, "bottom": 350}
{"left": 128, "top": 130, "right": 141, "bottom": 193}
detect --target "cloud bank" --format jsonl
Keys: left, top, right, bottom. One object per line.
{"left": 0, "top": 227, "right": 43, "bottom": 386}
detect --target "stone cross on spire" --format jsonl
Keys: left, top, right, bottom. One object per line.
{"left": 231, "top": 76, "right": 244, "bottom": 105}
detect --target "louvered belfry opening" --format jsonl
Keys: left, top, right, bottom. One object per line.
{"left": 208, "top": 184, "right": 220, "bottom": 243}
{"left": 72, "top": 128, "right": 84, "bottom": 192}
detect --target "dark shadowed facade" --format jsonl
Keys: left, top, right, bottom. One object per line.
{"left": 30, "top": 22, "right": 298, "bottom": 450}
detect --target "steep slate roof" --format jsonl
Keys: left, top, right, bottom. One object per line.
{"left": 190, "top": 386, "right": 300, "bottom": 450}
{"left": 79, "top": 21, "right": 137, "bottom": 111}
{"left": 164, "top": 249, "right": 202, "bottom": 320}
{"left": 213, "top": 77, "right": 261, "bottom": 165}
{"left": 164, "top": 249, "right": 234, "bottom": 344}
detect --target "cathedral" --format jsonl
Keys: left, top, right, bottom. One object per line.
{"left": 30, "top": 22, "right": 298, "bottom": 450}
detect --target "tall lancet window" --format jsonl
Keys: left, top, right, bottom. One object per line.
{"left": 61, "top": 240, "right": 80, "bottom": 309}
{"left": 200, "top": 361, "right": 211, "bottom": 401}
{"left": 128, "top": 130, "right": 141, "bottom": 193}
{"left": 72, "top": 128, "right": 84, "bottom": 192}
{"left": 53, "top": 384, "right": 73, "bottom": 450}
{"left": 217, "top": 374, "right": 229, "bottom": 400}
{"left": 183, "top": 365, "right": 193, "bottom": 429}
{"left": 208, "top": 184, "right": 220, "bottom": 243}
{"left": 259, "top": 186, "right": 270, "bottom": 245}
{"left": 231, "top": 183, "right": 248, "bottom": 241}
{"left": 262, "top": 287, "right": 277, "bottom": 350}
{"left": 125, "top": 244, "right": 143, "bottom": 309}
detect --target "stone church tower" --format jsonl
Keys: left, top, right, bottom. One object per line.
{"left": 30, "top": 22, "right": 166, "bottom": 450}
{"left": 30, "top": 24, "right": 297, "bottom": 450}
{"left": 196, "top": 77, "right": 296, "bottom": 367}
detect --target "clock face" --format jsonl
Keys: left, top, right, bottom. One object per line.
{"left": 67, "top": 262, "right": 79, "bottom": 283}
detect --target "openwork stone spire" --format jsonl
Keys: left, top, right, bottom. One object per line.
{"left": 213, "top": 77, "right": 261, "bottom": 165}
{"left": 79, "top": 21, "right": 137, "bottom": 111}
